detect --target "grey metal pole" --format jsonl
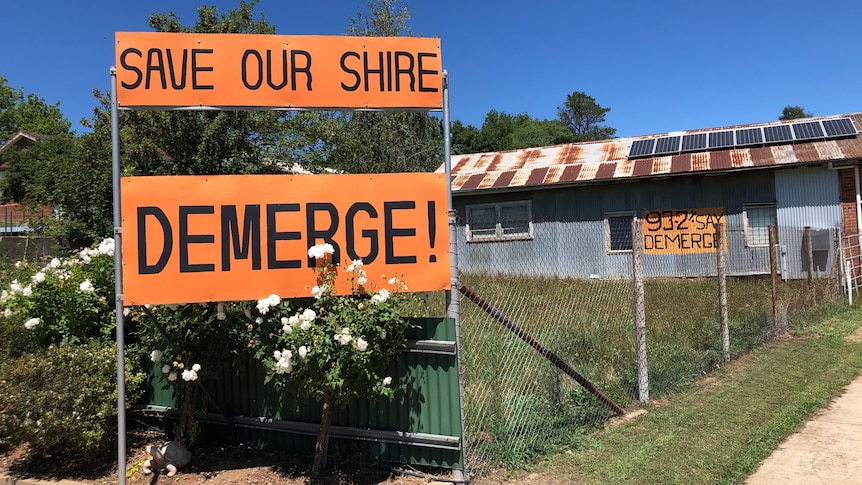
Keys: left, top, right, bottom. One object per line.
{"left": 443, "top": 70, "right": 467, "bottom": 481}
{"left": 110, "top": 67, "right": 127, "bottom": 485}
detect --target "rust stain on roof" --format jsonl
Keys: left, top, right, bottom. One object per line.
{"left": 440, "top": 112, "right": 862, "bottom": 192}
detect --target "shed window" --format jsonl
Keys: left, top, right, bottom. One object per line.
{"left": 466, "top": 201, "right": 533, "bottom": 242}
{"left": 607, "top": 213, "right": 635, "bottom": 252}
{"left": 744, "top": 204, "right": 777, "bottom": 247}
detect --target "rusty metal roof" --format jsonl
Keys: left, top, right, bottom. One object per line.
{"left": 439, "top": 113, "right": 862, "bottom": 193}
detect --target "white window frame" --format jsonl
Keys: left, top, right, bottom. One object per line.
{"left": 743, "top": 204, "right": 777, "bottom": 247}
{"left": 606, "top": 212, "right": 635, "bottom": 253}
{"left": 465, "top": 201, "right": 534, "bottom": 242}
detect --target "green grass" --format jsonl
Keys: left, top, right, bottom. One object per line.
{"left": 455, "top": 274, "right": 847, "bottom": 473}
{"left": 520, "top": 304, "right": 862, "bottom": 485}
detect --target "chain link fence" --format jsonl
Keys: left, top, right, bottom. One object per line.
{"left": 454, "top": 217, "right": 847, "bottom": 478}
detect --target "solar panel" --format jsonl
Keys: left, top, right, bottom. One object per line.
{"left": 708, "top": 130, "right": 734, "bottom": 149}
{"left": 735, "top": 128, "right": 763, "bottom": 146}
{"left": 653, "top": 136, "right": 681, "bottom": 155}
{"left": 681, "top": 133, "right": 707, "bottom": 151}
{"left": 791, "top": 121, "right": 825, "bottom": 140}
{"left": 628, "top": 139, "right": 656, "bottom": 158}
{"left": 822, "top": 118, "right": 857, "bottom": 137}
{"left": 763, "top": 125, "right": 794, "bottom": 143}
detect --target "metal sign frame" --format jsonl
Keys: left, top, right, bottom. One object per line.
{"left": 109, "top": 33, "right": 462, "bottom": 484}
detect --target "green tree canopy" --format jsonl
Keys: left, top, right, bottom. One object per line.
{"left": 451, "top": 110, "right": 573, "bottom": 154}
{"left": 0, "top": 76, "right": 71, "bottom": 141}
{"left": 779, "top": 105, "right": 813, "bottom": 121}
{"left": 557, "top": 91, "right": 616, "bottom": 141}
{"left": 327, "top": 0, "right": 444, "bottom": 174}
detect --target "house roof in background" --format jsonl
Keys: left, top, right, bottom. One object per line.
{"left": 439, "top": 113, "right": 862, "bottom": 194}
{"left": 0, "top": 131, "right": 51, "bottom": 157}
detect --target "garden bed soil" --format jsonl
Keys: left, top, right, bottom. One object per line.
{"left": 0, "top": 429, "right": 459, "bottom": 485}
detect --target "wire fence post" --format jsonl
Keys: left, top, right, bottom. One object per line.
{"left": 631, "top": 217, "right": 649, "bottom": 403}
{"left": 716, "top": 223, "right": 729, "bottom": 364}
{"left": 768, "top": 224, "right": 784, "bottom": 335}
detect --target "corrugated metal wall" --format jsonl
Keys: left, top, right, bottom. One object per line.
{"left": 141, "top": 317, "right": 463, "bottom": 469}
{"left": 455, "top": 167, "right": 842, "bottom": 280}
{"left": 775, "top": 167, "right": 842, "bottom": 279}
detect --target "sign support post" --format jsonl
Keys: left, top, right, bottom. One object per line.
{"left": 110, "top": 66, "right": 128, "bottom": 485}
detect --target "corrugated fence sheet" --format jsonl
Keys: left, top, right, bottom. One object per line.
{"left": 141, "top": 317, "right": 463, "bottom": 469}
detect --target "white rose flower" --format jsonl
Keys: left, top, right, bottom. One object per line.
{"left": 383, "top": 376, "right": 393, "bottom": 386}
{"left": 192, "top": 363, "right": 201, "bottom": 372}
{"left": 162, "top": 364, "right": 171, "bottom": 374}
{"left": 150, "top": 350, "right": 163, "bottom": 363}
{"left": 298, "top": 345, "right": 308, "bottom": 358}
{"left": 79, "top": 280, "right": 95, "bottom": 293}
{"left": 356, "top": 338, "right": 368, "bottom": 351}
{"left": 24, "top": 317, "right": 40, "bottom": 329}
{"left": 167, "top": 372, "right": 178, "bottom": 382}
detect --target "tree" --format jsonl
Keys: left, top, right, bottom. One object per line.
{"left": 328, "top": 0, "right": 443, "bottom": 174}
{"left": 0, "top": 76, "right": 71, "bottom": 142}
{"left": 557, "top": 91, "right": 616, "bottom": 141}
{"left": 451, "top": 110, "right": 573, "bottom": 154}
{"left": 779, "top": 105, "right": 813, "bottom": 121}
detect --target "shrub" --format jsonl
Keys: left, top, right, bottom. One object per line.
{"left": 0, "top": 341, "right": 145, "bottom": 461}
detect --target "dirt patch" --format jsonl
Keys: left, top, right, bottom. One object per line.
{"left": 845, "top": 326, "right": 862, "bottom": 342}
{"left": 0, "top": 430, "right": 461, "bottom": 485}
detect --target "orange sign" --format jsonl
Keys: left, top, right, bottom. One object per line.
{"left": 120, "top": 173, "right": 449, "bottom": 305}
{"left": 115, "top": 32, "right": 442, "bottom": 110}
{"left": 642, "top": 208, "right": 726, "bottom": 254}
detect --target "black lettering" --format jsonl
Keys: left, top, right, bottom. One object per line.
{"left": 661, "top": 210, "right": 674, "bottom": 231}
{"left": 266, "top": 204, "right": 301, "bottom": 269}
{"left": 191, "top": 48, "right": 214, "bottom": 90}
{"left": 179, "top": 206, "right": 215, "bottom": 273}
{"left": 221, "top": 204, "right": 261, "bottom": 271}
{"left": 675, "top": 211, "right": 689, "bottom": 231}
{"left": 364, "top": 51, "right": 385, "bottom": 92}
{"left": 267, "top": 50, "right": 288, "bottom": 90}
{"left": 165, "top": 48, "right": 188, "bottom": 89}
{"left": 340, "top": 52, "right": 361, "bottom": 91}
{"left": 394, "top": 51, "right": 415, "bottom": 91}
{"left": 690, "top": 232, "right": 702, "bottom": 248}
{"left": 643, "top": 234, "right": 655, "bottom": 250}
{"left": 306, "top": 203, "right": 340, "bottom": 266}
{"left": 384, "top": 201, "right": 416, "bottom": 264}
{"left": 346, "top": 202, "right": 379, "bottom": 264}
{"left": 645, "top": 211, "right": 661, "bottom": 231}
{"left": 417, "top": 52, "right": 439, "bottom": 92}
{"left": 291, "top": 50, "right": 312, "bottom": 90}
{"left": 242, "top": 50, "right": 263, "bottom": 89}
{"left": 120, "top": 48, "right": 143, "bottom": 89}
{"left": 145, "top": 48, "right": 167, "bottom": 89}
{"left": 137, "top": 207, "right": 172, "bottom": 275}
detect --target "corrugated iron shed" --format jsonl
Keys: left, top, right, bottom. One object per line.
{"left": 439, "top": 113, "right": 862, "bottom": 193}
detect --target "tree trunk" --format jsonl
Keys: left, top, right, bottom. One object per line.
{"left": 174, "top": 381, "right": 197, "bottom": 443}
{"left": 311, "top": 388, "right": 335, "bottom": 477}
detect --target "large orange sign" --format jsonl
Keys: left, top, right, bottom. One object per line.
{"left": 121, "top": 173, "right": 449, "bottom": 305}
{"left": 642, "top": 208, "right": 726, "bottom": 254}
{"left": 115, "top": 32, "right": 442, "bottom": 110}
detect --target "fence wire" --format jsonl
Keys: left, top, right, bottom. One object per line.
{"left": 455, "top": 220, "right": 846, "bottom": 478}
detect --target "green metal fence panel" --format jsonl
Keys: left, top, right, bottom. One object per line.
{"left": 140, "top": 317, "right": 462, "bottom": 469}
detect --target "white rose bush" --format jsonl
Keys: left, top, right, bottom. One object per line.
{"left": 1, "top": 239, "right": 418, "bottom": 474}
{"left": 248, "top": 244, "right": 416, "bottom": 475}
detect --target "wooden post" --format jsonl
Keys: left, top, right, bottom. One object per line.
{"left": 768, "top": 224, "right": 784, "bottom": 335}
{"left": 804, "top": 226, "right": 814, "bottom": 296}
{"left": 716, "top": 223, "right": 729, "bottom": 364}
{"left": 631, "top": 217, "right": 649, "bottom": 403}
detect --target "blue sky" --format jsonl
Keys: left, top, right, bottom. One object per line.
{"left": 2, "top": 0, "right": 862, "bottom": 138}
